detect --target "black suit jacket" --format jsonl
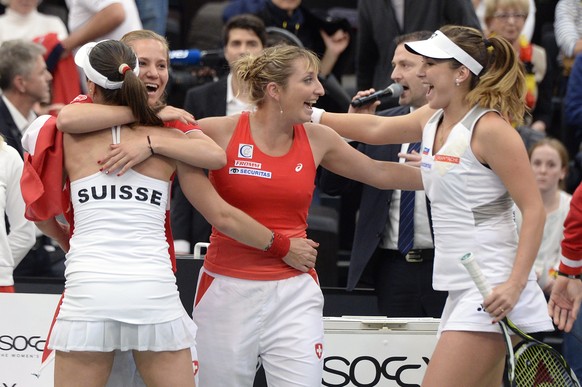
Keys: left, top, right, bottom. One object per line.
{"left": 172, "top": 78, "right": 229, "bottom": 251}
{"left": 0, "top": 98, "right": 25, "bottom": 157}
{"left": 356, "top": 0, "right": 481, "bottom": 91}
{"left": 183, "top": 76, "right": 228, "bottom": 119}
{"left": 318, "top": 105, "right": 431, "bottom": 290}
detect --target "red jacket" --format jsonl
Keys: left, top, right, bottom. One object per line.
{"left": 560, "top": 184, "right": 582, "bottom": 275}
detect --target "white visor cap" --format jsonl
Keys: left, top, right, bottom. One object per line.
{"left": 405, "top": 30, "right": 483, "bottom": 76}
{"left": 74, "top": 41, "right": 139, "bottom": 90}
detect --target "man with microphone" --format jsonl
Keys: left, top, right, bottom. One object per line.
{"left": 317, "top": 30, "right": 447, "bottom": 318}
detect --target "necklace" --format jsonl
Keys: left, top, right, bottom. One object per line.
{"left": 434, "top": 117, "right": 456, "bottom": 153}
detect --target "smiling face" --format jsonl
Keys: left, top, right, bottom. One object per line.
{"left": 127, "top": 38, "right": 169, "bottom": 106}
{"left": 277, "top": 58, "right": 324, "bottom": 123}
{"left": 530, "top": 144, "right": 567, "bottom": 193}
{"left": 391, "top": 44, "right": 427, "bottom": 109}
{"left": 416, "top": 57, "right": 460, "bottom": 110}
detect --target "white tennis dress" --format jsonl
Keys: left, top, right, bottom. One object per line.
{"left": 420, "top": 106, "right": 553, "bottom": 334}
{"left": 49, "top": 127, "right": 196, "bottom": 352}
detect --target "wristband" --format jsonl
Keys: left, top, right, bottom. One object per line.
{"left": 266, "top": 231, "right": 291, "bottom": 259}
{"left": 310, "top": 107, "right": 325, "bottom": 124}
{"left": 557, "top": 271, "right": 582, "bottom": 280}
{"left": 147, "top": 135, "right": 155, "bottom": 155}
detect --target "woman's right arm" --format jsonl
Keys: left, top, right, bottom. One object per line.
{"left": 57, "top": 103, "right": 197, "bottom": 134}
{"left": 318, "top": 104, "right": 431, "bottom": 145}
{"left": 176, "top": 163, "right": 319, "bottom": 272}
{"left": 57, "top": 103, "right": 135, "bottom": 133}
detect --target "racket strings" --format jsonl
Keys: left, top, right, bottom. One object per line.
{"left": 514, "top": 344, "right": 578, "bottom": 386}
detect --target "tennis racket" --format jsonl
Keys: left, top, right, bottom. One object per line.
{"left": 460, "top": 252, "right": 580, "bottom": 387}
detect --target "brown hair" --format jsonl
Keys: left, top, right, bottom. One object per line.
{"left": 439, "top": 25, "right": 527, "bottom": 125}
{"left": 88, "top": 40, "right": 163, "bottom": 126}
{"left": 528, "top": 137, "right": 569, "bottom": 188}
{"left": 232, "top": 44, "right": 320, "bottom": 107}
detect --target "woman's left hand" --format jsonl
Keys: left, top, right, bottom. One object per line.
{"left": 99, "top": 138, "right": 151, "bottom": 176}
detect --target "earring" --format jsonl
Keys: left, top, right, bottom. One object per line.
{"left": 455, "top": 79, "right": 460, "bottom": 87}
{"left": 279, "top": 103, "right": 283, "bottom": 115}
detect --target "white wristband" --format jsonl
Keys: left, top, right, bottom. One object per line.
{"left": 310, "top": 107, "right": 325, "bottom": 124}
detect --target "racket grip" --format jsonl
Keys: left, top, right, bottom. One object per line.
{"left": 460, "top": 253, "right": 492, "bottom": 299}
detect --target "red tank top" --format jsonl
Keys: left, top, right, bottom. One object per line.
{"left": 204, "top": 112, "right": 316, "bottom": 280}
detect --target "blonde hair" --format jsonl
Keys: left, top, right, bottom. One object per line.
{"left": 120, "top": 30, "right": 171, "bottom": 109}
{"left": 439, "top": 25, "right": 527, "bottom": 125}
{"left": 232, "top": 44, "right": 320, "bottom": 107}
{"left": 484, "top": 0, "right": 529, "bottom": 22}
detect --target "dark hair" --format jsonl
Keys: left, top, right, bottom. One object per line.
{"left": 394, "top": 30, "right": 433, "bottom": 46}
{"left": 88, "top": 40, "right": 163, "bottom": 126}
{"left": 222, "top": 13, "right": 267, "bottom": 48}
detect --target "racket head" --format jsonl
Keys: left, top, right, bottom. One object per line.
{"left": 512, "top": 340, "right": 580, "bottom": 386}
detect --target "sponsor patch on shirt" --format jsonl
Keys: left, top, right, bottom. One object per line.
{"left": 229, "top": 167, "right": 272, "bottom": 179}
{"left": 434, "top": 154, "right": 460, "bottom": 164}
{"left": 422, "top": 146, "right": 430, "bottom": 155}
{"left": 235, "top": 160, "right": 262, "bottom": 169}
{"left": 238, "top": 144, "right": 254, "bottom": 159}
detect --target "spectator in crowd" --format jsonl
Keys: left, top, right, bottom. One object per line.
{"left": 0, "top": 0, "right": 68, "bottom": 43}
{"left": 135, "top": 0, "right": 168, "bottom": 36}
{"left": 175, "top": 14, "right": 267, "bottom": 254}
{"left": 0, "top": 39, "right": 51, "bottom": 155}
{"left": 318, "top": 30, "right": 447, "bottom": 318}
{"left": 514, "top": 138, "right": 571, "bottom": 295}
{"left": 0, "top": 39, "right": 60, "bottom": 277}
{"left": 355, "top": 0, "right": 481, "bottom": 97}
{"left": 473, "top": 0, "right": 535, "bottom": 40}
{"left": 554, "top": 0, "right": 582, "bottom": 74}
{"left": 564, "top": 53, "right": 582, "bottom": 158}
{"left": 484, "top": 0, "right": 552, "bottom": 132}
{"left": 224, "top": 0, "right": 352, "bottom": 112}
{"left": 60, "top": 0, "right": 142, "bottom": 60}
{"left": 0, "top": 138, "right": 35, "bottom": 293}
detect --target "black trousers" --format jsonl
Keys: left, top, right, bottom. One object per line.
{"left": 361, "top": 247, "right": 447, "bottom": 318}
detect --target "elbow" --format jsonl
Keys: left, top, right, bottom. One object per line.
{"left": 56, "top": 105, "right": 75, "bottom": 132}
{"left": 208, "top": 149, "right": 227, "bottom": 170}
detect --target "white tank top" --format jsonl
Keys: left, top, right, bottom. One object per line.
{"left": 60, "top": 127, "right": 182, "bottom": 324}
{"left": 420, "top": 106, "right": 536, "bottom": 291}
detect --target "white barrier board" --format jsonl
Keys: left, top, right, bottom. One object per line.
{"left": 1, "top": 295, "right": 439, "bottom": 387}
{"left": 0, "top": 293, "right": 60, "bottom": 386}
{"left": 322, "top": 317, "right": 439, "bottom": 386}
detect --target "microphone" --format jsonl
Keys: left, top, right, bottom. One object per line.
{"left": 350, "top": 83, "right": 404, "bottom": 108}
{"left": 169, "top": 49, "right": 224, "bottom": 66}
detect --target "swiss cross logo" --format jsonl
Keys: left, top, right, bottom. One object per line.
{"left": 315, "top": 343, "right": 323, "bottom": 359}
{"left": 193, "top": 360, "right": 199, "bottom": 376}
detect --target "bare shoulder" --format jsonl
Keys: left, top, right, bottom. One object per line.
{"left": 197, "top": 114, "right": 239, "bottom": 131}
{"left": 473, "top": 111, "right": 518, "bottom": 140}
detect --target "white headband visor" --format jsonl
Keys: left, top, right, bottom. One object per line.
{"left": 74, "top": 41, "right": 140, "bottom": 90}
{"left": 405, "top": 30, "right": 483, "bottom": 76}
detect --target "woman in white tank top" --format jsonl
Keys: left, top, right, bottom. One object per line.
{"left": 317, "top": 25, "right": 553, "bottom": 387}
